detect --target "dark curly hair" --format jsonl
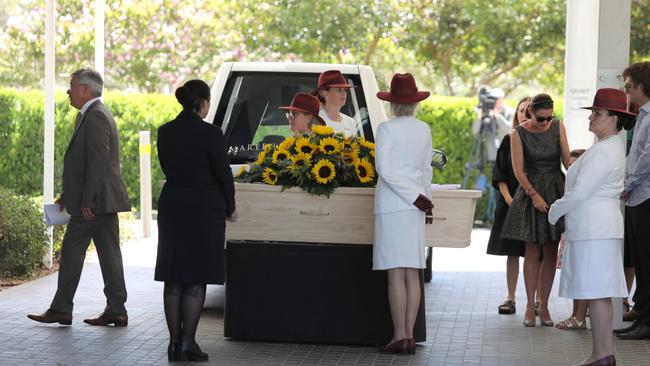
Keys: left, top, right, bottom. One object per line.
{"left": 622, "top": 62, "right": 650, "bottom": 98}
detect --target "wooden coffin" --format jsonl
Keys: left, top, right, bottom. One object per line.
{"left": 226, "top": 183, "right": 482, "bottom": 248}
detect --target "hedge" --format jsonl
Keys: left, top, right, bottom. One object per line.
{"left": 0, "top": 185, "right": 48, "bottom": 277}
{"left": 0, "top": 88, "right": 179, "bottom": 212}
{"left": 0, "top": 88, "right": 563, "bottom": 222}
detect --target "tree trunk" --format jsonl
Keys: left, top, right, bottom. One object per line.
{"left": 363, "top": 34, "right": 381, "bottom": 65}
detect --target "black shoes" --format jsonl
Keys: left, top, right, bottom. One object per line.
{"left": 616, "top": 324, "right": 650, "bottom": 340}
{"left": 179, "top": 342, "right": 209, "bottom": 362}
{"left": 613, "top": 322, "right": 638, "bottom": 334}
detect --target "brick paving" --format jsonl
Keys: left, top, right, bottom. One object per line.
{"left": 1, "top": 228, "right": 649, "bottom": 365}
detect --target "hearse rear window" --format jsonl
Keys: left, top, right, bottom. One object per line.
{"left": 213, "top": 72, "right": 370, "bottom": 164}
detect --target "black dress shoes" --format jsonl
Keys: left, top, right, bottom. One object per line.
{"left": 83, "top": 311, "right": 128, "bottom": 327}
{"left": 616, "top": 324, "right": 650, "bottom": 340}
{"left": 167, "top": 342, "right": 181, "bottom": 362}
{"left": 613, "top": 322, "right": 638, "bottom": 334}
{"left": 179, "top": 342, "right": 209, "bottom": 362}
{"left": 27, "top": 309, "right": 72, "bottom": 325}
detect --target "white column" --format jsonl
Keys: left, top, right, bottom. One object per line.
{"left": 139, "top": 131, "right": 152, "bottom": 238}
{"left": 563, "top": 0, "right": 632, "bottom": 330}
{"left": 94, "top": 0, "right": 104, "bottom": 79}
{"left": 43, "top": 0, "right": 56, "bottom": 269}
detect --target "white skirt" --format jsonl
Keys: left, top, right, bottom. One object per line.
{"left": 558, "top": 238, "right": 628, "bottom": 299}
{"left": 373, "top": 209, "right": 426, "bottom": 270}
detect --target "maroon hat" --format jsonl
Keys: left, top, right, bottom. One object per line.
{"left": 313, "top": 70, "right": 354, "bottom": 95}
{"left": 377, "top": 73, "right": 430, "bottom": 104}
{"left": 279, "top": 93, "right": 325, "bottom": 123}
{"left": 581, "top": 88, "right": 636, "bottom": 116}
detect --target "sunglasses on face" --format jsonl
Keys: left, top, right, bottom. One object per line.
{"left": 534, "top": 115, "right": 554, "bottom": 122}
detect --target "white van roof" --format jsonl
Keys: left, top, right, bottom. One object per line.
{"left": 227, "top": 62, "right": 364, "bottom": 75}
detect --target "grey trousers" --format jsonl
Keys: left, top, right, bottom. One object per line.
{"left": 50, "top": 213, "right": 127, "bottom": 315}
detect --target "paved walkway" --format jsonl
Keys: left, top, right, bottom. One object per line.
{"left": 1, "top": 227, "right": 649, "bottom": 365}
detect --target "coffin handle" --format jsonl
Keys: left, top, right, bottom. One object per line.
{"left": 299, "top": 210, "right": 331, "bottom": 216}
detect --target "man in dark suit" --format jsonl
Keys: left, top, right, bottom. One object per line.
{"left": 28, "top": 68, "right": 132, "bottom": 326}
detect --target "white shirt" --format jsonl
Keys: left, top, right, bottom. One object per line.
{"left": 548, "top": 136, "right": 625, "bottom": 240}
{"left": 80, "top": 97, "right": 101, "bottom": 115}
{"left": 319, "top": 108, "right": 357, "bottom": 137}
{"left": 374, "top": 116, "right": 433, "bottom": 214}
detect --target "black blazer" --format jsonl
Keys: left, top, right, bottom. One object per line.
{"left": 157, "top": 110, "right": 235, "bottom": 217}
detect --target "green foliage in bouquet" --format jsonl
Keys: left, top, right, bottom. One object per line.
{"left": 236, "top": 125, "right": 377, "bottom": 196}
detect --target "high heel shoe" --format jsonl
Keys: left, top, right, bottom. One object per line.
{"left": 581, "top": 354, "right": 616, "bottom": 366}
{"left": 538, "top": 309, "right": 554, "bottom": 327}
{"left": 179, "top": 342, "right": 209, "bottom": 362}
{"left": 406, "top": 338, "right": 416, "bottom": 355}
{"left": 167, "top": 342, "right": 181, "bottom": 362}
{"left": 378, "top": 338, "right": 409, "bottom": 354}
{"left": 523, "top": 317, "right": 536, "bottom": 327}
{"left": 523, "top": 307, "right": 536, "bottom": 327}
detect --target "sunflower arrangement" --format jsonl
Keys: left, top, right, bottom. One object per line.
{"left": 236, "top": 130, "right": 377, "bottom": 196}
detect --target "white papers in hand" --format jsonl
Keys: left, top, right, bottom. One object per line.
{"left": 44, "top": 204, "right": 71, "bottom": 226}
{"left": 431, "top": 183, "right": 461, "bottom": 190}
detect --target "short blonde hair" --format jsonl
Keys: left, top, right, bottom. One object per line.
{"left": 390, "top": 102, "right": 417, "bottom": 117}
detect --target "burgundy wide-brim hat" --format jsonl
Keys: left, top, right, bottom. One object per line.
{"left": 580, "top": 88, "right": 636, "bottom": 116}
{"left": 312, "top": 70, "right": 355, "bottom": 95}
{"left": 279, "top": 93, "right": 325, "bottom": 123}
{"left": 377, "top": 73, "right": 430, "bottom": 104}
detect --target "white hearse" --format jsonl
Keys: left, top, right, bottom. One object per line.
{"left": 205, "top": 62, "right": 480, "bottom": 282}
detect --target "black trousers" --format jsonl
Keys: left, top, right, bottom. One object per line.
{"left": 627, "top": 199, "right": 650, "bottom": 325}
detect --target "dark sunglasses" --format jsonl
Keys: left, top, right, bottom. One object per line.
{"left": 534, "top": 115, "right": 554, "bottom": 122}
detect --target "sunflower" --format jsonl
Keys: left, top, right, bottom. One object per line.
{"left": 311, "top": 124, "right": 334, "bottom": 136}
{"left": 355, "top": 158, "right": 375, "bottom": 184}
{"left": 254, "top": 151, "right": 267, "bottom": 165}
{"left": 312, "top": 159, "right": 336, "bottom": 184}
{"left": 341, "top": 138, "right": 359, "bottom": 162}
{"left": 295, "top": 137, "right": 318, "bottom": 155}
{"left": 235, "top": 165, "right": 248, "bottom": 177}
{"left": 262, "top": 167, "right": 278, "bottom": 185}
{"left": 319, "top": 137, "right": 341, "bottom": 155}
{"left": 277, "top": 136, "right": 295, "bottom": 151}
{"left": 359, "top": 137, "right": 375, "bottom": 150}
{"left": 341, "top": 138, "right": 360, "bottom": 155}
{"left": 272, "top": 149, "right": 292, "bottom": 164}
{"left": 289, "top": 152, "right": 312, "bottom": 171}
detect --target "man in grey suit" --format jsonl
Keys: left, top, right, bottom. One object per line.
{"left": 28, "top": 68, "right": 132, "bottom": 326}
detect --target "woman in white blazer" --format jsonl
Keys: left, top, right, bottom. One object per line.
{"left": 548, "top": 88, "right": 636, "bottom": 366}
{"left": 374, "top": 73, "right": 433, "bottom": 355}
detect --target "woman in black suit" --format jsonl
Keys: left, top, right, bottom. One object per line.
{"left": 154, "top": 79, "right": 236, "bottom": 362}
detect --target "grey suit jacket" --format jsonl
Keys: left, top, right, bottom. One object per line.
{"left": 62, "top": 100, "right": 131, "bottom": 216}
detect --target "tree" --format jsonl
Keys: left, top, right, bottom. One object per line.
{"left": 238, "top": 0, "right": 404, "bottom": 65}
{"left": 0, "top": 0, "right": 245, "bottom": 91}
{"left": 402, "top": 0, "right": 566, "bottom": 96}
{"left": 631, "top": 0, "right": 650, "bottom": 62}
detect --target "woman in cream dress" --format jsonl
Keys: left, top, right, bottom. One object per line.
{"left": 373, "top": 73, "right": 433, "bottom": 355}
{"left": 549, "top": 88, "right": 635, "bottom": 366}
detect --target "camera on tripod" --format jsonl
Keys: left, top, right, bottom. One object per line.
{"left": 477, "top": 87, "right": 498, "bottom": 116}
